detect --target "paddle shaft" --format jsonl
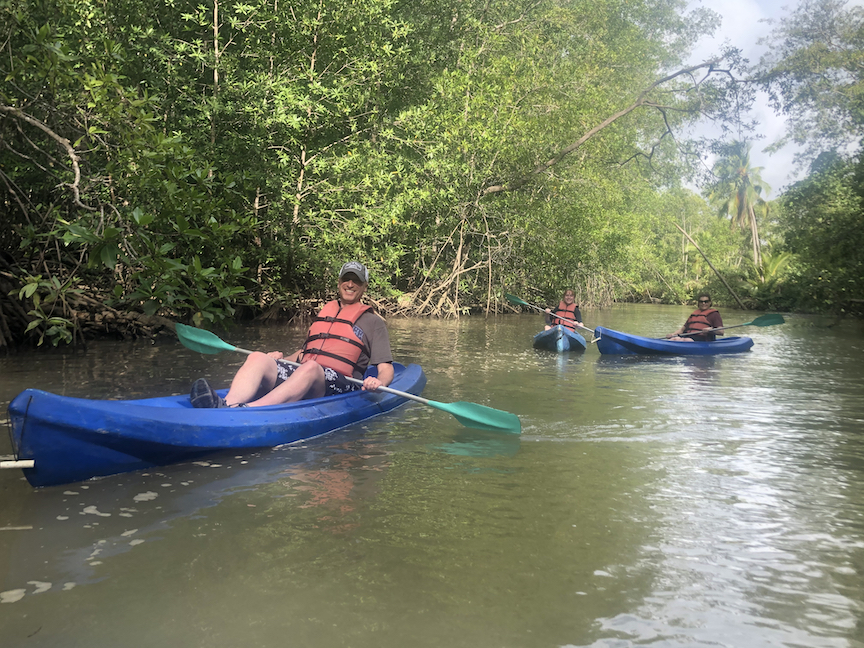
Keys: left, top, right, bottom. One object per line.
{"left": 676, "top": 320, "right": 764, "bottom": 337}
{"left": 175, "top": 322, "right": 521, "bottom": 433}
{"left": 509, "top": 298, "right": 593, "bottom": 333}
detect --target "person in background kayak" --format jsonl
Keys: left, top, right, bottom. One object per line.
{"left": 190, "top": 261, "right": 394, "bottom": 408}
{"left": 666, "top": 293, "right": 724, "bottom": 342}
{"left": 544, "top": 289, "right": 583, "bottom": 331}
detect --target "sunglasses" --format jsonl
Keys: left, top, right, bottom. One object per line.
{"left": 698, "top": 299, "right": 711, "bottom": 304}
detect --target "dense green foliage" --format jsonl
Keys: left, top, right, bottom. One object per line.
{"left": 754, "top": 0, "right": 864, "bottom": 317}
{"left": 1, "top": 0, "right": 861, "bottom": 346}
{"left": 777, "top": 153, "right": 864, "bottom": 315}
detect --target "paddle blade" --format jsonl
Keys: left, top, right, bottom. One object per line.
{"left": 430, "top": 400, "right": 522, "bottom": 434}
{"left": 505, "top": 293, "right": 531, "bottom": 307}
{"left": 751, "top": 314, "right": 785, "bottom": 327}
{"left": 175, "top": 323, "right": 238, "bottom": 355}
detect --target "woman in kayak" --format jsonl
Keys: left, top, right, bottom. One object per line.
{"left": 667, "top": 293, "right": 724, "bottom": 342}
{"left": 543, "top": 289, "right": 583, "bottom": 331}
{"left": 190, "top": 261, "right": 394, "bottom": 408}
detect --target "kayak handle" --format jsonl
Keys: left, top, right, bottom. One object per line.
{"left": 1, "top": 460, "right": 35, "bottom": 470}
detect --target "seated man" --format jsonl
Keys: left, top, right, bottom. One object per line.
{"left": 667, "top": 293, "right": 724, "bottom": 342}
{"left": 190, "top": 261, "right": 393, "bottom": 408}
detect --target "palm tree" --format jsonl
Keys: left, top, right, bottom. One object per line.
{"left": 707, "top": 141, "right": 771, "bottom": 278}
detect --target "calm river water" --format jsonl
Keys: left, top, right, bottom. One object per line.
{"left": 1, "top": 304, "right": 863, "bottom": 648}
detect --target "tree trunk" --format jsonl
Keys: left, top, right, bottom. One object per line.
{"left": 673, "top": 223, "right": 747, "bottom": 309}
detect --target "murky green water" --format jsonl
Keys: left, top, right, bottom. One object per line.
{"left": 1, "top": 305, "right": 863, "bottom": 647}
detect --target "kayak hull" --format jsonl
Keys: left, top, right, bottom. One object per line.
{"left": 594, "top": 326, "right": 753, "bottom": 356}
{"left": 8, "top": 363, "right": 426, "bottom": 487}
{"left": 532, "top": 325, "right": 587, "bottom": 352}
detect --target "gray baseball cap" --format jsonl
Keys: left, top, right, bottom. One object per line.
{"left": 338, "top": 261, "right": 369, "bottom": 283}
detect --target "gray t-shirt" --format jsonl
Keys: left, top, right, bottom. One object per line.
{"left": 353, "top": 310, "right": 393, "bottom": 379}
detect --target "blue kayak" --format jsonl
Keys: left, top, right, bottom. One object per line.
{"left": 532, "top": 325, "right": 587, "bottom": 352}
{"left": 7, "top": 363, "right": 426, "bottom": 488}
{"left": 594, "top": 326, "right": 753, "bottom": 355}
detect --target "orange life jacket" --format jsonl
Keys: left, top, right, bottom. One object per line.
{"left": 551, "top": 301, "right": 580, "bottom": 331}
{"left": 683, "top": 308, "right": 719, "bottom": 340}
{"left": 300, "top": 300, "right": 371, "bottom": 376}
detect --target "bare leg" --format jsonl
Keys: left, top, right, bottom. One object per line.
{"left": 247, "top": 361, "right": 327, "bottom": 407}
{"left": 224, "top": 352, "right": 280, "bottom": 406}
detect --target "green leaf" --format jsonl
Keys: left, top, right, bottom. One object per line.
{"left": 21, "top": 283, "right": 39, "bottom": 299}
{"left": 102, "top": 227, "right": 122, "bottom": 241}
{"left": 101, "top": 244, "right": 118, "bottom": 269}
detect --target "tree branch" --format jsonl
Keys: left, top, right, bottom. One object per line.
{"left": 481, "top": 60, "right": 725, "bottom": 197}
{"left": 673, "top": 222, "right": 746, "bottom": 309}
{"left": 0, "top": 105, "right": 96, "bottom": 211}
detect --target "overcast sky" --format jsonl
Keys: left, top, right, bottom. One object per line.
{"left": 683, "top": 0, "right": 804, "bottom": 195}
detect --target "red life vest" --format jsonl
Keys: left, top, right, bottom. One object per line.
{"left": 300, "top": 300, "right": 371, "bottom": 376}
{"left": 552, "top": 301, "right": 580, "bottom": 331}
{"left": 683, "top": 308, "right": 719, "bottom": 340}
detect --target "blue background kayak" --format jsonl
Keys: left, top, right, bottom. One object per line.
{"left": 594, "top": 326, "right": 753, "bottom": 355}
{"left": 532, "top": 325, "right": 587, "bottom": 352}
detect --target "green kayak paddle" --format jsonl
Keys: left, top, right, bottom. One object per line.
{"left": 504, "top": 293, "right": 594, "bottom": 334}
{"left": 175, "top": 323, "right": 521, "bottom": 434}
{"left": 677, "top": 313, "right": 785, "bottom": 337}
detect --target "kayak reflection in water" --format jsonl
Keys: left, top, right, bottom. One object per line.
{"left": 666, "top": 293, "right": 724, "bottom": 342}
